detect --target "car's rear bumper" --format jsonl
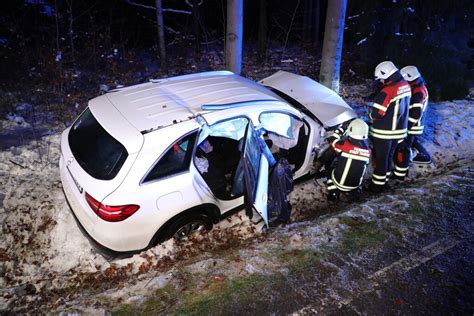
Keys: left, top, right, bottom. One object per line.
{"left": 59, "top": 155, "right": 141, "bottom": 255}
{"left": 61, "top": 185, "right": 143, "bottom": 258}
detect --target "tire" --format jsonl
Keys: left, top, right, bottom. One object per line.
{"left": 163, "top": 212, "right": 213, "bottom": 242}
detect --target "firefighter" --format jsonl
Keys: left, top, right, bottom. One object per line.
{"left": 326, "top": 119, "right": 371, "bottom": 201}
{"left": 400, "top": 65, "right": 431, "bottom": 164}
{"left": 368, "top": 61, "right": 411, "bottom": 192}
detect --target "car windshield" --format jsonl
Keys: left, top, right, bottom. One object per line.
{"left": 68, "top": 108, "right": 128, "bottom": 180}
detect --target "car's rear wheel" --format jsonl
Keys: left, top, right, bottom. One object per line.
{"left": 165, "top": 213, "right": 213, "bottom": 242}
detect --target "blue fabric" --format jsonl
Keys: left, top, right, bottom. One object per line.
{"left": 256, "top": 129, "right": 276, "bottom": 167}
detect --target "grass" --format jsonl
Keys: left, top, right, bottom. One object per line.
{"left": 340, "top": 221, "right": 386, "bottom": 253}
{"left": 113, "top": 247, "right": 327, "bottom": 315}
{"left": 173, "top": 273, "right": 278, "bottom": 315}
{"left": 114, "top": 285, "right": 180, "bottom": 315}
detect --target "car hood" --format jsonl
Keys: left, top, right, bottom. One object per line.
{"left": 259, "top": 71, "right": 357, "bottom": 128}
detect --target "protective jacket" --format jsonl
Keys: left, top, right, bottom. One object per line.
{"left": 369, "top": 72, "right": 411, "bottom": 140}
{"left": 407, "top": 77, "right": 429, "bottom": 135}
{"left": 328, "top": 135, "right": 371, "bottom": 192}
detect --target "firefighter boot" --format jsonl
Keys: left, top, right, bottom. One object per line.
{"left": 413, "top": 152, "right": 432, "bottom": 164}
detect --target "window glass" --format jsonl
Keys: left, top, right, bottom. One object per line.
{"left": 259, "top": 112, "right": 295, "bottom": 138}
{"left": 68, "top": 108, "right": 128, "bottom": 180}
{"left": 208, "top": 117, "right": 248, "bottom": 140}
{"left": 143, "top": 132, "right": 197, "bottom": 183}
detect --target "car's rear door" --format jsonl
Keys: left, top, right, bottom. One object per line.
{"left": 241, "top": 121, "right": 270, "bottom": 226}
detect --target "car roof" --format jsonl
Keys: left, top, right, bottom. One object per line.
{"left": 104, "top": 71, "right": 281, "bottom": 133}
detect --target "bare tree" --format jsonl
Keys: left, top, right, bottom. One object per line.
{"left": 319, "top": 0, "right": 347, "bottom": 93}
{"left": 125, "top": 0, "right": 192, "bottom": 72}
{"left": 313, "top": 0, "right": 321, "bottom": 44}
{"left": 258, "top": 0, "right": 267, "bottom": 61}
{"left": 225, "top": 0, "right": 243, "bottom": 74}
{"left": 155, "top": 0, "right": 167, "bottom": 71}
{"left": 186, "top": 0, "right": 203, "bottom": 61}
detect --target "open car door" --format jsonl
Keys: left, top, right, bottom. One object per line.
{"left": 242, "top": 121, "right": 270, "bottom": 226}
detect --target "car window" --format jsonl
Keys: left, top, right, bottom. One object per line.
{"left": 197, "top": 116, "right": 249, "bottom": 149}
{"left": 68, "top": 108, "right": 128, "bottom": 180}
{"left": 259, "top": 112, "right": 296, "bottom": 138}
{"left": 143, "top": 132, "right": 197, "bottom": 183}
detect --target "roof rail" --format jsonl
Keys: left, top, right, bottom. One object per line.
{"left": 202, "top": 99, "right": 278, "bottom": 111}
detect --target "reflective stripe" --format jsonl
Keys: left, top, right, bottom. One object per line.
{"left": 359, "top": 164, "right": 367, "bottom": 186}
{"left": 394, "top": 171, "right": 406, "bottom": 177}
{"left": 372, "top": 103, "right": 386, "bottom": 112}
{"left": 392, "top": 92, "right": 411, "bottom": 101}
{"left": 372, "top": 174, "right": 386, "bottom": 180}
{"left": 411, "top": 125, "right": 424, "bottom": 130}
{"left": 327, "top": 179, "right": 333, "bottom": 184}
{"left": 370, "top": 131, "right": 407, "bottom": 139}
{"left": 372, "top": 179, "right": 385, "bottom": 185}
{"left": 341, "top": 152, "right": 370, "bottom": 162}
{"left": 408, "top": 117, "right": 418, "bottom": 123}
{"left": 327, "top": 185, "right": 338, "bottom": 191}
{"left": 331, "top": 173, "right": 359, "bottom": 191}
{"left": 371, "top": 127, "right": 408, "bottom": 135}
{"left": 392, "top": 99, "right": 400, "bottom": 131}
{"left": 408, "top": 130, "right": 423, "bottom": 135}
{"left": 340, "top": 159, "right": 352, "bottom": 185}
{"left": 410, "top": 103, "right": 423, "bottom": 108}
{"left": 395, "top": 165, "right": 409, "bottom": 171}
{"left": 332, "top": 140, "right": 342, "bottom": 152}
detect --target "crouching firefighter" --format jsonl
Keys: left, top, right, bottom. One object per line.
{"left": 326, "top": 119, "right": 371, "bottom": 201}
{"left": 368, "top": 61, "right": 411, "bottom": 192}
{"left": 400, "top": 65, "right": 431, "bottom": 164}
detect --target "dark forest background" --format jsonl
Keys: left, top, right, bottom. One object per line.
{"left": 0, "top": 0, "right": 473, "bottom": 119}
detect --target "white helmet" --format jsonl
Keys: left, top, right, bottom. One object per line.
{"left": 400, "top": 65, "right": 420, "bottom": 81}
{"left": 347, "top": 119, "right": 369, "bottom": 140}
{"left": 374, "top": 61, "right": 398, "bottom": 80}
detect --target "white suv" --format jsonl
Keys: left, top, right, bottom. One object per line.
{"left": 59, "top": 70, "right": 356, "bottom": 253}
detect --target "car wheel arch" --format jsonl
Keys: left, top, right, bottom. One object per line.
{"left": 148, "top": 203, "right": 220, "bottom": 247}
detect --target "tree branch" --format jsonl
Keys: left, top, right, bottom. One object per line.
{"left": 125, "top": 0, "right": 192, "bottom": 14}
{"left": 124, "top": 0, "right": 155, "bottom": 10}
{"left": 163, "top": 8, "right": 191, "bottom": 15}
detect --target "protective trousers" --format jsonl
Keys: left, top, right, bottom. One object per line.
{"left": 407, "top": 135, "right": 431, "bottom": 161}
{"left": 393, "top": 141, "right": 411, "bottom": 179}
{"left": 371, "top": 137, "right": 398, "bottom": 187}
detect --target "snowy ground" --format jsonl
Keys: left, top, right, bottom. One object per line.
{"left": 0, "top": 98, "right": 473, "bottom": 313}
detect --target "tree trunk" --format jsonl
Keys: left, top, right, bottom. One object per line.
{"left": 313, "top": 0, "right": 320, "bottom": 44}
{"left": 258, "top": 0, "right": 267, "bottom": 61}
{"left": 155, "top": 0, "right": 167, "bottom": 72}
{"left": 192, "top": 0, "right": 201, "bottom": 61}
{"left": 303, "top": 0, "right": 312, "bottom": 41}
{"left": 226, "top": 0, "right": 243, "bottom": 74}
{"left": 319, "top": 0, "right": 347, "bottom": 93}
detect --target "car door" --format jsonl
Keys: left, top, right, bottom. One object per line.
{"left": 241, "top": 121, "right": 270, "bottom": 226}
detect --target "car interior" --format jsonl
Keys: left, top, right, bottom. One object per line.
{"left": 193, "top": 116, "right": 311, "bottom": 201}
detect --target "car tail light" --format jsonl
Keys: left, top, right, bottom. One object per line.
{"left": 85, "top": 192, "right": 140, "bottom": 222}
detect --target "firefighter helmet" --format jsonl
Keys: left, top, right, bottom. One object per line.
{"left": 347, "top": 119, "right": 369, "bottom": 140}
{"left": 400, "top": 65, "right": 421, "bottom": 82}
{"left": 374, "top": 61, "right": 398, "bottom": 80}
